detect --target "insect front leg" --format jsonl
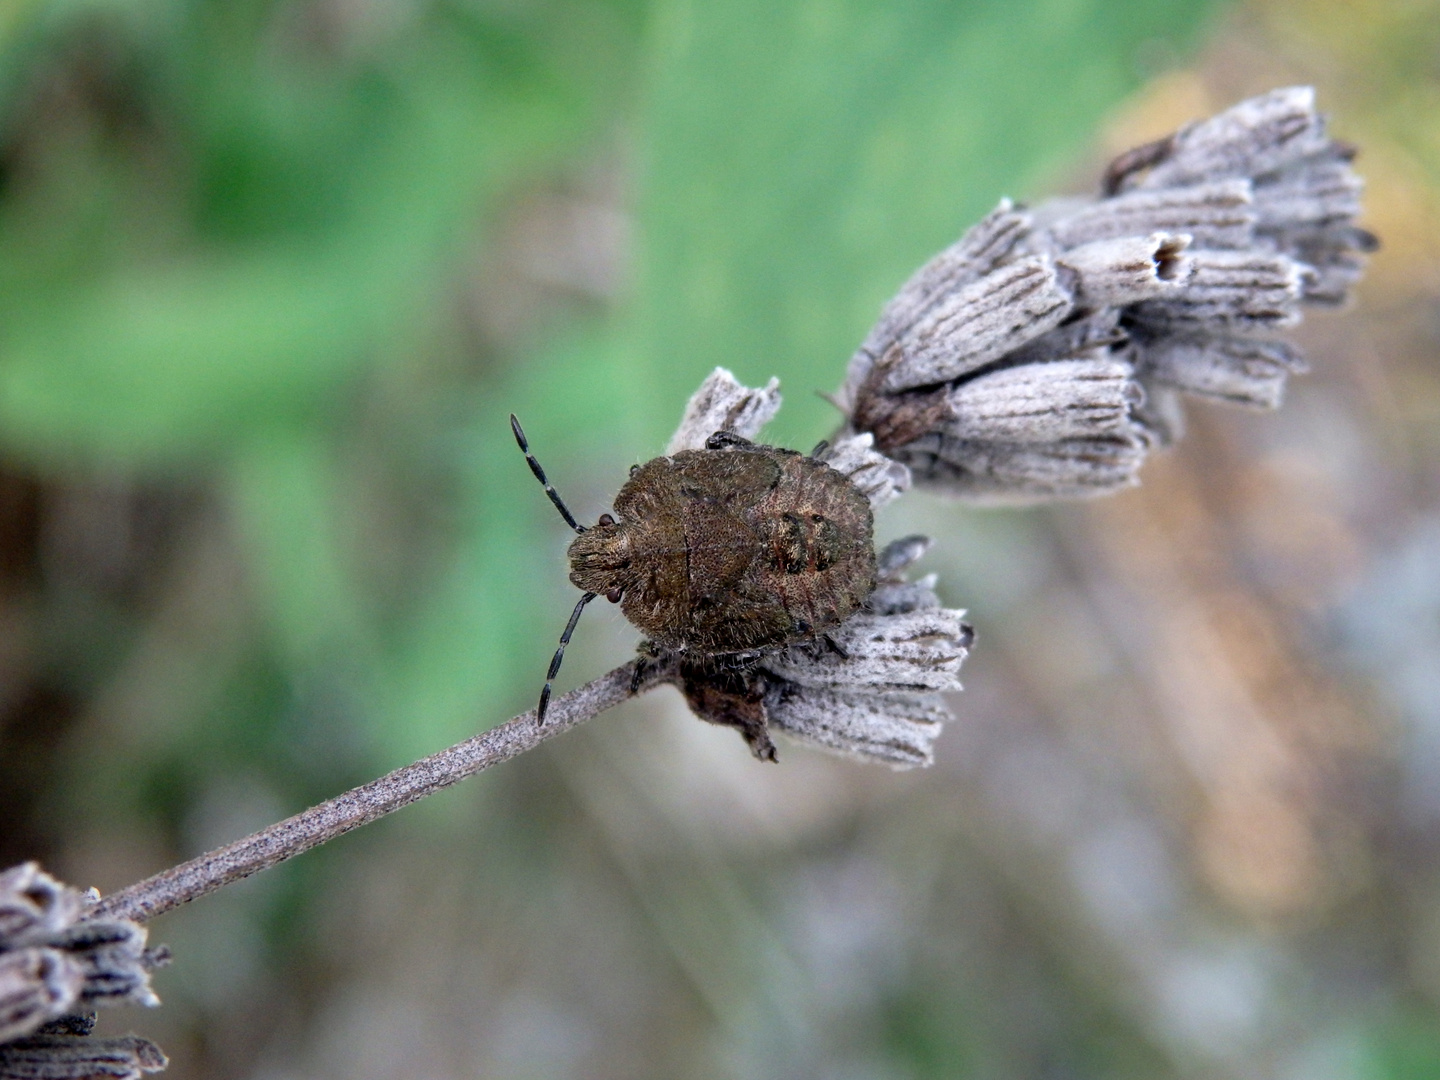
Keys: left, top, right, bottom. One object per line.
{"left": 631, "top": 639, "right": 666, "bottom": 694}
{"left": 705, "top": 430, "right": 755, "bottom": 451}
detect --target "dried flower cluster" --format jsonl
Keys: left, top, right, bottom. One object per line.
{"left": 663, "top": 369, "right": 972, "bottom": 768}
{"left": 841, "top": 86, "right": 1372, "bottom": 502}
{"left": 660, "top": 87, "right": 1370, "bottom": 764}
{"left": 0, "top": 864, "right": 166, "bottom": 1079}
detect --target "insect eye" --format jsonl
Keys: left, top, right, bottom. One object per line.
{"left": 606, "top": 587, "right": 623, "bottom": 603}
{"left": 598, "top": 513, "right": 615, "bottom": 527}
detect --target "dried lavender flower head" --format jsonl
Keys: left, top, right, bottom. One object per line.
{"left": 0, "top": 864, "right": 167, "bottom": 1079}
{"left": 842, "top": 86, "right": 1373, "bottom": 504}
{"left": 662, "top": 370, "right": 971, "bottom": 768}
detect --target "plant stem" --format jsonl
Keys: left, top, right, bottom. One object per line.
{"left": 91, "top": 660, "right": 668, "bottom": 925}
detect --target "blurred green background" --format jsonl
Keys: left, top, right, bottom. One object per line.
{"left": 3, "top": 0, "right": 1440, "bottom": 1076}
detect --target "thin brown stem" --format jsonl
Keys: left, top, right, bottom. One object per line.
{"left": 91, "top": 660, "right": 672, "bottom": 925}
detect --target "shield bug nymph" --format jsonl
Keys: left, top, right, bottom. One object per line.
{"left": 510, "top": 414, "right": 877, "bottom": 734}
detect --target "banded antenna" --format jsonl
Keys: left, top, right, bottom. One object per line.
{"left": 511, "top": 413, "right": 593, "bottom": 723}
{"left": 511, "top": 413, "right": 585, "bottom": 534}
{"left": 537, "top": 591, "right": 596, "bottom": 723}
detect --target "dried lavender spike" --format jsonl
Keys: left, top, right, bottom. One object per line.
{"left": 0, "top": 1034, "right": 167, "bottom": 1079}
{"left": 1129, "top": 383, "right": 1187, "bottom": 447}
{"left": 1039, "top": 180, "right": 1255, "bottom": 250}
{"left": 666, "top": 367, "right": 782, "bottom": 454}
{"left": 0, "top": 867, "right": 83, "bottom": 950}
{"left": 32, "top": 1016, "right": 95, "bottom": 1038}
{"left": 844, "top": 87, "right": 1367, "bottom": 504}
{"left": 944, "top": 359, "right": 1142, "bottom": 443}
{"left": 1056, "top": 233, "right": 1194, "bottom": 307}
{"left": 1287, "top": 230, "right": 1373, "bottom": 306}
{"left": 820, "top": 432, "right": 911, "bottom": 508}
{"left": 853, "top": 199, "right": 1032, "bottom": 371}
{"left": 1251, "top": 155, "right": 1364, "bottom": 232}
{"left": 1131, "top": 249, "right": 1310, "bottom": 330}
{"left": 765, "top": 608, "right": 971, "bottom": 692}
{"left": 757, "top": 538, "right": 969, "bottom": 769}
{"left": 1003, "top": 308, "right": 1125, "bottom": 367}
{"left": 45, "top": 924, "right": 158, "bottom": 1010}
{"left": 1135, "top": 86, "right": 1331, "bottom": 191}
{"left": 0, "top": 951, "right": 84, "bottom": 1045}
{"left": 765, "top": 684, "right": 950, "bottom": 769}
{"left": 880, "top": 256, "right": 1074, "bottom": 393}
{"left": 868, "top": 573, "right": 943, "bottom": 616}
{"left": 900, "top": 430, "right": 1148, "bottom": 503}
{"left": 876, "top": 535, "right": 931, "bottom": 579}
{"left": 1135, "top": 334, "right": 1305, "bottom": 410}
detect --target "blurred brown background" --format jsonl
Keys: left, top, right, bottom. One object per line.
{"left": 2, "top": 0, "right": 1439, "bottom": 1076}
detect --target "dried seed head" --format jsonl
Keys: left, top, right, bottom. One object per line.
{"left": 666, "top": 367, "right": 782, "bottom": 455}
{"left": 1120, "top": 85, "right": 1332, "bottom": 190}
{"left": 0, "top": 950, "right": 85, "bottom": 1045}
{"left": 0, "top": 866, "right": 83, "bottom": 950}
{"left": 661, "top": 380, "right": 968, "bottom": 767}
{"left": 817, "top": 432, "right": 911, "bottom": 509}
{"left": 761, "top": 535, "right": 972, "bottom": 769}
{"left": 1134, "top": 333, "right": 1306, "bottom": 410}
{"left": 0, "top": 865, "right": 162, "bottom": 1056}
{"left": 45, "top": 923, "right": 159, "bottom": 1010}
{"left": 0, "top": 1033, "right": 167, "bottom": 1079}
{"left": 843, "top": 86, "right": 1372, "bottom": 503}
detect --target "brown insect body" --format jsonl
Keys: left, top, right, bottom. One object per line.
{"left": 511, "top": 414, "right": 877, "bottom": 758}
{"left": 568, "top": 442, "right": 876, "bottom": 656}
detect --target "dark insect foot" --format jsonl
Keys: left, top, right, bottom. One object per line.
{"left": 705, "top": 430, "right": 753, "bottom": 451}
{"left": 746, "top": 728, "right": 780, "bottom": 763}
{"left": 630, "top": 656, "right": 647, "bottom": 695}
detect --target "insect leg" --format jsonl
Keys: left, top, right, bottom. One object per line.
{"left": 510, "top": 413, "right": 586, "bottom": 534}
{"left": 631, "top": 640, "right": 664, "bottom": 693}
{"left": 537, "top": 591, "right": 598, "bottom": 723}
{"left": 705, "top": 430, "right": 754, "bottom": 451}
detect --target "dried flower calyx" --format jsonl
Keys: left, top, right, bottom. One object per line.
{"left": 0, "top": 865, "right": 166, "bottom": 1079}
{"left": 663, "top": 370, "right": 970, "bottom": 768}
{"left": 760, "top": 534, "right": 970, "bottom": 768}
{"left": 842, "top": 86, "right": 1373, "bottom": 503}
